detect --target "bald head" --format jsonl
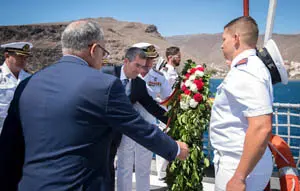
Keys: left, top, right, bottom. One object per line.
{"left": 61, "top": 19, "right": 104, "bottom": 55}
{"left": 224, "top": 16, "right": 259, "bottom": 48}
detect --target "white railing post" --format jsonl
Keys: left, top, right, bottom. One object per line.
{"left": 275, "top": 107, "right": 279, "bottom": 135}
{"left": 287, "top": 108, "right": 291, "bottom": 146}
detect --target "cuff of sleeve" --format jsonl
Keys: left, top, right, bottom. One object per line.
{"left": 176, "top": 142, "right": 181, "bottom": 156}
{"left": 243, "top": 106, "right": 273, "bottom": 117}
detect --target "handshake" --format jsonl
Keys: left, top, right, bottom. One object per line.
{"left": 176, "top": 141, "right": 190, "bottom": 160}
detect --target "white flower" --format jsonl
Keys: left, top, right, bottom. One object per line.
{"left": 189, "top": 74, "right": 196, "bottom": 80}
{"left": 190, "top": 83, "right": 198, "bottom": 93}
{"left": 195, "top": 70, "right": 204, "bottom": 77}
{"left": 187, "top": 69, "right": 191, "bottom": 73}
{"left": 189, "top": 98, "right": 198, "bottom": 108}
{"left": 180, "top": 101, "right": 189, "bottom": 110}
{"left": 185, "top": 80, "right": 193, "bottom": 87}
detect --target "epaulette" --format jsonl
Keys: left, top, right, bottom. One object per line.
{"left": 162, "top": 67, "right": 168, "bottom": 72}
{"left": 235, "top": 58, "right": 248, "bottom": 67}
{"left": 152, "top": 68, "right": 164, "bottom": 76}
{"left": 0, "top": 68, "right": 3, "bottom": 83}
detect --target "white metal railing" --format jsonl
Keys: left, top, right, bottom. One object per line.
{"left": 204, "top": 103, "right": 300, "bottom": 172}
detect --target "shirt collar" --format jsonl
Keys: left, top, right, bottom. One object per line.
{"left": 231, "top": 49, "right": 256, "bottom": 69}
{"left": 166, "top": 63, "right": 175, "bottom": 71}
{"left": 120, "top": 65, "right": 131, "bottom": 82}
{"left": 1, "top": 62, "right": 13, "bottom": 76}
{"left": 1, "top": 62, "right": 29, "bottom": 81}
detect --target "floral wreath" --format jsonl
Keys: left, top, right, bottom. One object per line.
{"left": 163, "top": 59, "right": 212, "bottom": 191}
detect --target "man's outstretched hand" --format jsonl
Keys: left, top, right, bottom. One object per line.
{"left": 176, "top": 141, "right": 189, "bottom": 160}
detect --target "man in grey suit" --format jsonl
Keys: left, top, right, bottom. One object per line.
{"left": 0, "top": 19, "right": 189, "bottom": 191}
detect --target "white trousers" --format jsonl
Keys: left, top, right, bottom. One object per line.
{"left": 155, "top": 121, "right": 169, "bottom": 179}
{"left": 214, "top": 148, "right": 273, "bottom": 191}
{"left": 117, "top": 135, "right": 153, "bottom": 191}
{"left": 155, "top": 155, "right": 169, "bottom": 179}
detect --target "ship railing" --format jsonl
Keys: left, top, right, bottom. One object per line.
{"left": 204, "top": 102, "right": 300, "bottom": 172}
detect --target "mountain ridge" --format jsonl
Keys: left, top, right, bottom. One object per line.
{"left": 0, "top": 17, "right": 299, "bottom": 78}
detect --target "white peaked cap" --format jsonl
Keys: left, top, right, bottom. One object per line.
{"left": 131, "top": 42, "right": 159, "bottom": 58}
{"left": 264, "top": 39, "right": 288, "bottom": 85}
{"left": 1, "top": 41, "right": 33, "bottom": 56}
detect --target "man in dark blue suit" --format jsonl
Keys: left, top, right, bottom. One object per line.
{"left": 101, "top": 47, "right": 170, "bottom": 190}
{"left": 0, "top": 19, "right": 189, "bottom": 191}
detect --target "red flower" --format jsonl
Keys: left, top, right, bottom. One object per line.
{"left": 184, "top": 89, "right": 191, "bottom": 95}
{"left": 197, "top": 66, "right": 204, "bottom": 72}
{"left": 193, "top": 93, "right": 203, "bottom": 102}
{"left": 185, "top": 73, "right": 191, "bottom": 80}
{"left": 190, "top": 68, "right": 197, "bottom": 74}
{"left": 181, "top": 85, "right": 187, "bottom": 91}
{"left": 194, "top": 79, "right": 204, "bottom": 90}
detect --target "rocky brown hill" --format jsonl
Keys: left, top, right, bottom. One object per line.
{"left": 167, "top": 33, "right": 300, "bottom": 67}
{"left": 0, "top": 17, "right": 197, "bottom": 73}
{"left": 0, "top": 17, "right": 299, "bottom": 78}
{"left": 166, "top": 33, "right": 300, "bottom": 78}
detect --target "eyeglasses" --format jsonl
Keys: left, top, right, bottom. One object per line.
{"left": 89, "top": 43, "right": 110, "bottom": 59}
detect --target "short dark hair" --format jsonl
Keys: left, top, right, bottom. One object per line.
{"left": 224, "top": 16, "right": 259, "bottom": 47}
{"left": 125, "top": 47, "right": 147, "bottom": 62}
{"left": 166, "top": 46, "right": 180, "bottom": 59}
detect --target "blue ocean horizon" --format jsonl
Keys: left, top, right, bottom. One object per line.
{"left": 206, "top": 79, "right": 300, "bottom": 168}
{"left": 210, "top": 79, "right": 300, "bottom": 104}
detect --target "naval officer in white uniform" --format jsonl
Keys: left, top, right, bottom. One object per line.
{"left": 159, "top": 46, "right": 181, "bottom": 88}
{"left": 0, "top": 42, "right": 32, "bottom": 133}
{"left": 209, "top": 16, "right": 283, "bottom": 191}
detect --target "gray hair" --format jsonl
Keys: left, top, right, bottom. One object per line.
{"left": 125, "top": 47, "right": 147, "bottom": 62}
{"left": 61, "top": 19, "right": 104, "bottom": 54}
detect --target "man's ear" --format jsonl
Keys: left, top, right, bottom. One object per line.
{"left": 89, "top": 44, "right": 97, "bottom": 58}
{"left": 4, "top": 52, "right": 9, "bottom": 59}
{"left": 124, "top": 57, "right": 129, "bottom": 65}
{"left": 234, "top": 33, "right": 240, "bottom": 48}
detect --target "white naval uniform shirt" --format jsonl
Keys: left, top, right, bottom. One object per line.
{"left": 134, "top": 68, "right": 171, "bottom": 124}
{"left": 143, "top": 68, "right": 172, "bottom": 102}
{"left": 160, "top": 64, "right": 178, "bottom": 88}
{"left": 209, "top": 49, "right": 273, "bottom": 164}
{"left": 0, "top": 62, "right": 30, "bottom": 131}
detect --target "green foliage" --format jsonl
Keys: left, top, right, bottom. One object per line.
{"left": 164, "top": 59, "right": 212, "bottom": 191}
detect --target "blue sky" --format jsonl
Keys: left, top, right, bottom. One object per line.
{"left": 1, "top": 0, "right": 299, "bottom": 36}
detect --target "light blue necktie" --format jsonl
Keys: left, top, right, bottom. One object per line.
{"left": 122, "top": 79, "right": 130, "bottom": 95}
{"left": 121, "top": 79, "right": 129, "bottom": 87}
